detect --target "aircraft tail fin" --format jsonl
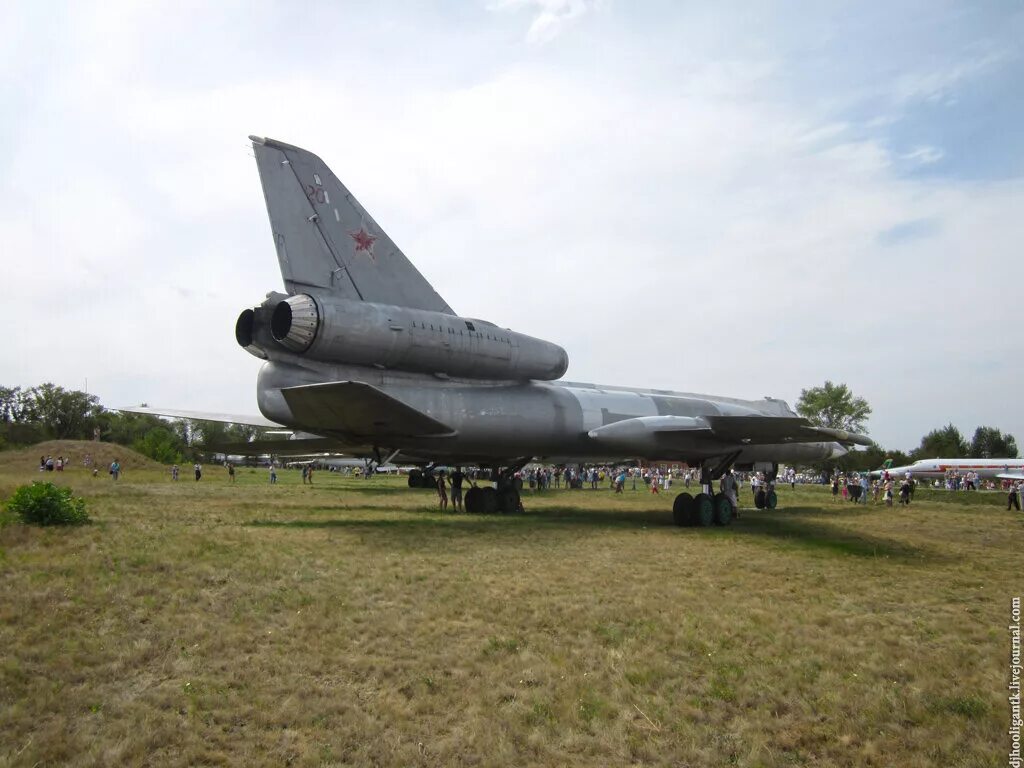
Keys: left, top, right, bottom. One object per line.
{"left": 250, "top": 136, "right": 454, "bottom": 314}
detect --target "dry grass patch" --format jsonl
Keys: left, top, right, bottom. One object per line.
{"left": 0, "top": 465, "right": 1019, "bottom": 766}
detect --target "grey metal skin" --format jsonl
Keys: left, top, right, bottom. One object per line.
{"left": 252, "top": 351, "right": 849, "bottom": 467}
{"left": 130, "top": 135, "right": 871, "bottom": 521}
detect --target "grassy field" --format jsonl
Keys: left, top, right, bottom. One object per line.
{"left": 0, "top": 454, "right": 1020, "bottom": 767}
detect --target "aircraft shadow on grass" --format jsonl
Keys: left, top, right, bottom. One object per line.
{"left": 247, "top": 503, "right": 939, "bottom": 563}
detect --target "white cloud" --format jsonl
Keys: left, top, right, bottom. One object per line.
{"left": 489, "top": 0, "right": 595, "bottom": 44}
{"left": 901, "top": 145, "right": 945, "bottom": 165}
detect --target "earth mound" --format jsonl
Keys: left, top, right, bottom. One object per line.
{"left": 0, "top": 440, "right": 163, "bottom": 472}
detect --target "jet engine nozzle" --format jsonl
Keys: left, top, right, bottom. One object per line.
{"left": 271, "top": 294, "right": 320, "bottom": 352}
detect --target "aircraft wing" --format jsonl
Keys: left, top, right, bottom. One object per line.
{"left": 997, "top": 472, "right": 1024, "bottom": 481}
{"left": 281, "top": 381, "right": 456, "bottom": 439}
{"left": 588, "top": 415, "right": 872, "bottom": 448}
{"left": 705, "top": 416, "right": 873, "bottom": 446}
{"left": 117, "top": 406, "right": 283, "bottom": 429}
{"left": 202, "top": 436, "right": 345, "bottom": 455}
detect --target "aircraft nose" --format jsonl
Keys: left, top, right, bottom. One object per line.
{"left": 830, "top": 443, "right": 848, "bottom": 459}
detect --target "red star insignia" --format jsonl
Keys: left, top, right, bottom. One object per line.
{"left": 349, "top": 227, "right": 377, "bottom": 257}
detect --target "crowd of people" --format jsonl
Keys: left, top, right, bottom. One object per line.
{"left": 32, "top": 453, "right": 1024, "bottom": 511}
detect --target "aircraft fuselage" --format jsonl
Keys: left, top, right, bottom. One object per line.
{"left": 256, "top": 358, "right": 845, "bottom": 466}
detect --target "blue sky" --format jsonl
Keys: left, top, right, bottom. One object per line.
{"left": 1, "top": 0, "right": 1021, "bottom": 451}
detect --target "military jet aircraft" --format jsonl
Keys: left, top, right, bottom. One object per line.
{"left": 128, "top": 136, "right": 871, "bottom": 526}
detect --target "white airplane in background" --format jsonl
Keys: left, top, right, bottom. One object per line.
{"left": 874, "top": 458, "right": 1024, "bottom": 481}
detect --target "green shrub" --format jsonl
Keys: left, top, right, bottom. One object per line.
{"left": 5, "top": 482, "right": 89, "bottom": 526}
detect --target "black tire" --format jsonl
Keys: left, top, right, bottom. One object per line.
{"left": 693, "top": 493, "right": 714, "bottom": 527}
{"left": 498, "top": 487, "right": 520, "bottom": 514}
{"left": 713, "top": 493, "right": 734, "bottom": 526}
{"left": 465, "top": 487, "right": 481, "bottom": 514}
{"left": 765, "top": 489, "right": 778, "bottom": 509}
{"left": 479, "top": 487, "right": 499, "bottom": 514}
{"left": 408, "top": 469, "right": 422, "bottom": 488}
{"left": 754, "top": 489, "right": 766, "bottom": 509}
{"left": 672, "top": 492, "right": 694, "bottom": 526}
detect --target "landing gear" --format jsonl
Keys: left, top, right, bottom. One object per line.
{"left": 753, "top": 464, "right": 780, "bottom": 510}
{"left": 671, "top": 451, "right": 740, "bottom": 527}
{"left": 672, "top": 492, "right": 693, "bottom": 526}
{"left": 713, "top": 493, "right": 734, "bottom": 526}
{"left": 463, "top": 460, "right": 529, "bottom": 514}
{"left": 497, "top": 486, "right": 521, "bottom": 514}
{"left": 691, "top": 492, "right": 714, "bottom": 527}
{"left": 478, "top": 487, "right": 499, "bottom": 514}
{"left": 408, "top": 465, "right": 438, "bottom": 489}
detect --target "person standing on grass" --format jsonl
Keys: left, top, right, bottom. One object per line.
{"left": 194, "top": 463, "right": 202, "bottom": 481}
{"left": 171, "top": 464, "right": 179, "bottom": 481}
{"left": 449, "top": 467, "right": 465, "bottom": 512}
{"left": 1008, "top": 481, "right": 1022, "bottom": 512}
{"left": 436, "top": 470, "right": 449, "bottom": 511}
{"left": 269, "top": 464, "right": 277, "bottom": 484}
{"left": 110, "top": 459, "right": 120, "bottom": 481}
{"left": 899, "top": 478, "right": 911, "bottom": 505}
{"left": 720, "top": 470, "right": 738, "bottom": 509}
{"left": 227, "top": 463, "right": 236, "bottom": 483}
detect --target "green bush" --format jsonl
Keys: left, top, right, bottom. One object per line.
{"left": 5, "top": 482, "right": 90, "bottom": 526}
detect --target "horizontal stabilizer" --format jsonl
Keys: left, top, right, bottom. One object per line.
{"left": 281, "top": 381, "right": 455, "bottom": 438}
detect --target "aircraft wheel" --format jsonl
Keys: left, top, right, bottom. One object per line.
{"left": 692, "top": 493, "right": 714, "bottom": 527}
{"left": 498, "top": 487, "right": 520, "bottom": 514}
{"left": 465, "top": 487, "right": 481, "bottom": 513}
{"left": 672, "top": 492, "right": 694, "bottom": 526}
{"left": 713, "top": 493, "right": 734, "bottom": 526}
{"left": 754, "top": 489, "right": 766, "bottom": 509}
{"left": 408, "top": 470, "right": 422, "bottom": 488}
{"left": 765, "top": 489, "right": 778, "bottom": 509}
{"left": 479, "top": 487, "right": 499, "bottom": 514}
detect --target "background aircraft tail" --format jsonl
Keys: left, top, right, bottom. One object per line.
{"left": 250, "top": 136, "right": 454, "bottom": 314}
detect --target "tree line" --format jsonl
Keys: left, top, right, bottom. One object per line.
{"left": 0, "top": 384, "right": 262, "bottom": 464}
{"left": 795, "top": 380, "right": 1018, "bottom": 471}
